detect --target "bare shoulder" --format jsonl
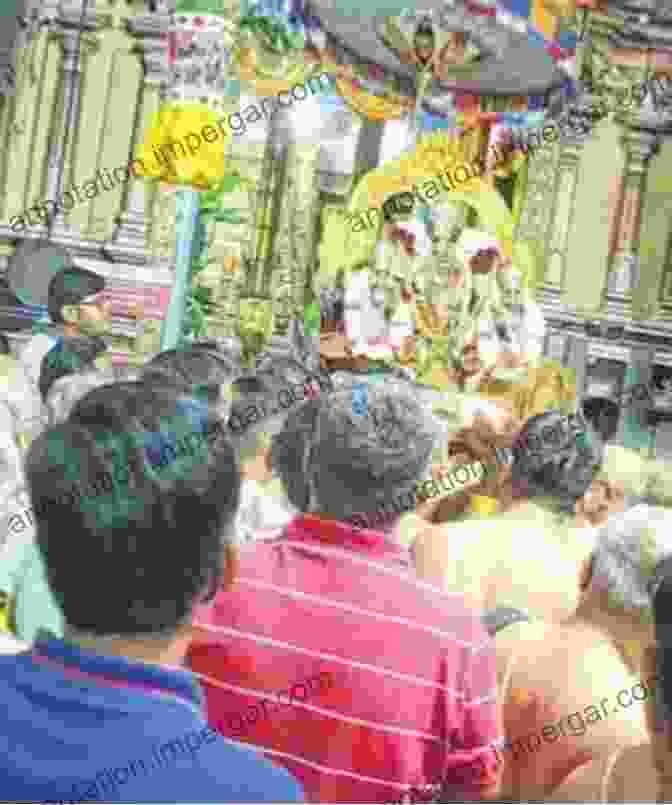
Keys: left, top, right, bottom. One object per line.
{"left": 606, "top": 743, "right": 657, "bottom": 802}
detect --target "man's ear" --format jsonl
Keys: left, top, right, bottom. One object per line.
{"left": 60, "top": 304, "right": 80, "bottom": 324}
{"left": 579, "top": 553, "right": 594, "bottom": 592}
{"left": 264, "top": 446, "right": 273, "bottom": 474}
{"left": 221, "top": 543, "right": 239, "bottom": 592}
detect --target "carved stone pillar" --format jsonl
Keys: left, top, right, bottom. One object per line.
{"left": 608, "top": 127, "right": 658, "bottom": 302}
{"left": 1, "top": 26, "right": 54, "bottom": 232}
{"left": 514, "top": 138, "right": 560, "bottom": 287}
{"left": 563, "top": 117, "right": 627, "bottom": 314}
{"left": 47, "top": 19, "right": 97, "bottom": 233}
{"left": 565, "top": 333, "right": 588, "bottom": 398}
{"left": 547, "top": 136, "right": 582, "bottom": 291}
{"left": 111, "top": 13, "right": 170, "bottom": 257}
{"left": 271, "top": 142, "right": 320, "bottom": 334}
{"left": 635, "top": 136, "right": 672, "bottom": 321}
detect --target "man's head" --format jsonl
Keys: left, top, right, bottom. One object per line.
{"left": 48, "top": 267, "right": 112, "bottom": 337}
{"left": 38, "top": 336, "right": 108, "bottom": 402}
{"left": 229, "top": 359, "right": 333, "bottom": 482}
{"left": 25, "top": 382, "right": 240, "bottom": 638}
{"left": 142, "top": 344, "right": 239, "bottom": 424}
{"left": 443, "top": 410, "right": 520, "bottom": 513}
{"left": 512, "top": 409, "right": 604, "bottom": 511}
{"left": 580, "top": 396, "right": 621, "bottom": 444}
{"left": 272, "top": 382, "right": 436, "bottom": 525}
{"left": 580, "top": 505, "right": 672, "bottom": 657}
{"left": 45, "top": 366, "right": 140, "bottom": 425}
{"left": 229, "top": 374, "right": 285, "bottom": 483}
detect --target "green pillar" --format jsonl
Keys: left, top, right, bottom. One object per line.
{"left": 161, "top": 188, "right": 200, "bottom": 350}
{"left": 621, "top": 345, "right": 655, "bottom": 453}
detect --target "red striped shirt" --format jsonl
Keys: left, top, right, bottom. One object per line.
{"left": 189, "top": 515, "right": 502, "bottom": 803}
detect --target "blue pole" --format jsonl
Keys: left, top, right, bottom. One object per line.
{"left": 160, "top": 188, "right": 200, "bottom": 351}
{"left": 621, "top": 361, "right": 653, "bottom": 454}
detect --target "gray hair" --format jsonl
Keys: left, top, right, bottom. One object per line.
{"left": 272, "top": 383, "right": 437, "bottom": 522}
{"left": 590, "top": 504, "right": 672, "bottom": 623}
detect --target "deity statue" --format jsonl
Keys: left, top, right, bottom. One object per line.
{"left": 411, "top": 228, "right": 535, "bottom": 391}
{"left": 344, "top": 192, "right": 433, "bottom": 359}
{"left": 382, "top": 11, "right": 484, "bottom": 77}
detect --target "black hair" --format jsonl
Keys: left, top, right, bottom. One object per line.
{"left": 511, "top": 408, "right": 604, "bottom": 511}
{"left": 142, "top": 344, "right": 239, "bottom": 406}
{"left": 414, "top": 18, "right": 435, "bottom": 41}
{"left": 0, "top": 333, "right": 10, "bottom": 354}
{"left": 229, "top": 358, "right": 332, "bottom": 442}
{"left": 383, "top": 192, "right": 416, "bottom": 223}
{"left": 320, "top": 289, "right": 344, "bottom": 327}
{"left": 271, "top": 398, "right": 323, "bottom": 512}
{"left": 47, "top": 267, "right": 106, "bottom": 324}
{"left": 26, "top": 381, "right": 240, "bottom": 636}
{"left": 580, "top": 396, "right": 620, "bottom": 444}
{"left": 191, "top": 338, "right": 241, "bottom": 372}
{"left": 38, "top": 335, "right": 107, "bottom": 401}
{"left": 256, "top": 355, "right": 330, "bottom": 390}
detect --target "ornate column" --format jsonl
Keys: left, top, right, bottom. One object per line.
{"left": 211, "top": 139, "right": 267, "bottom": 336}
{"left": 0, "top": 23, "right": 54, "bottom": 232}
{"left": 111, "top": 12, "right": 170, "bottom": 257}
{"left": 546, "top": 135, "right": 582, "bottom": 290}
{"left": 636, "top": 134, "right": 672, "bottom": 322}
{"left": 566, "top": 333, "right": 588, "bottom": 398}
{"left": 514, "top": 138, "right": 560, "bottom": 288}
{"left": 46, "top": 9, "right": 98, "bottom": 233}
{"left": 608, "top": 127, "right": 658, "bottom": 301}
{"left": 562, "top": 106, "right": 629, "bottom": 314}
{"left": 272, "top": 142, "right": 321, "bottom": 334}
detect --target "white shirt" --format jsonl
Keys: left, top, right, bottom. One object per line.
{"left": 16, "top": 333, "right": 57, "bottom": 390}
{"left": 0, "top": 632, "right": 27, "bottom": 655}
{"left": 233, "top": 479, "right": 295, "bottom": 545}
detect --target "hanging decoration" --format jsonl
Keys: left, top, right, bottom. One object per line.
{"left": 234, "top": 3, "right": 321, "bottom": 94}
{"left": 304, "top": 0, "right": 576, "bottom": 125}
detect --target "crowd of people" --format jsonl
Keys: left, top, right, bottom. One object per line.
{"left": 2, "top": 265, "right": 672, "bottom": 802}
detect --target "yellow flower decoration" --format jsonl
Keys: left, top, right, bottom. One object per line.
{"left": 350, "top": 131, "right": 482, "bottom": 213}
{"left": 135, "top": 103, "right": 231, "bottom": 190}
{"left": 335, "top": 76, "right": 411, "bottom": 121}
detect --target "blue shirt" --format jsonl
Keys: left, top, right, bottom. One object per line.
{"left": 0, "top": 635, "right": 304, "bottom": 803}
